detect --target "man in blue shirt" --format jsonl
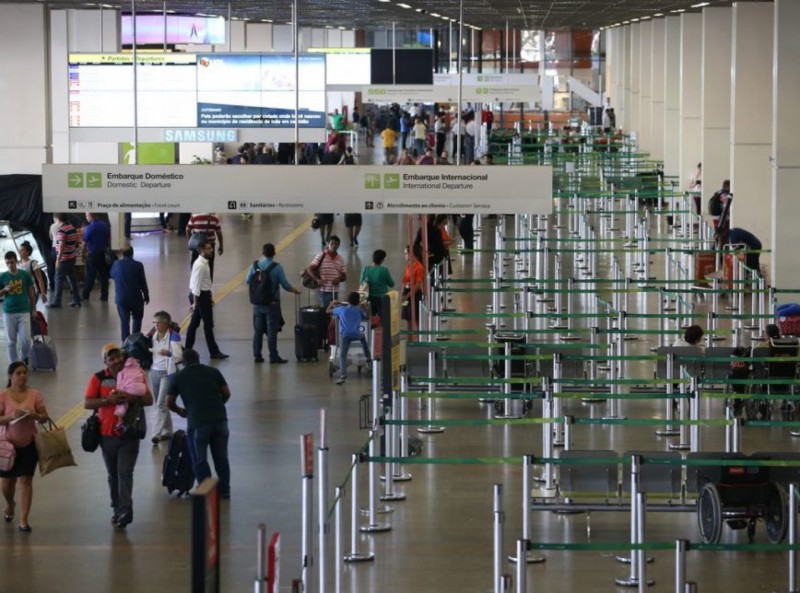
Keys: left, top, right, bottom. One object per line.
{"left": 727, "top": 227, "right": 763, "bottom": 274}
{"left": 109, "top": 246, "right": 150, "bottom": 341}
{"left": 245, "top": 243, "right": 300, "bottom": 364}
{"left": 329, "top": 292, "right": 372, "bottom": 385}
{"left": 81, "top": 212, "right": 111, "bottom": 302}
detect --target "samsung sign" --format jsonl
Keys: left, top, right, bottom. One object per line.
{"left": 163, "top": 129, "right": 238, "bottom": 142}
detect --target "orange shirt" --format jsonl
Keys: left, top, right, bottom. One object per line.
{"left": 402, "top": 260, "right": 425, "bottom": 291}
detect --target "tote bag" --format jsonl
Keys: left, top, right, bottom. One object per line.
{"left": 34, "top": 420, "right": 77, "bottom": 477}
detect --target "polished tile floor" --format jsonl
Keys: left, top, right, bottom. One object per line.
{"left": 0, "top": 166, "right": 796, "bottom": 592}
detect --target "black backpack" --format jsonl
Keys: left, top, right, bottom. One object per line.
{"left": 248, "top": 261, "right": 278, "bottom": 305}
{"left": 123, "top": 332, "right": 153, "bottom": 370}
{"left": 708, "top": 191, "right": 724, "bottom": 216}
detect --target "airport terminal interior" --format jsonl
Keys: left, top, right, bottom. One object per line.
{"left": 2, "top": 1, "right": 800, "bottom": 592}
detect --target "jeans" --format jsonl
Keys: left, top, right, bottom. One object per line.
{"left": 3, "top": 312, "right": 30, "bottom": 363}
{"left": 116, "top": 301, "right": 144, "bottom": 342}
{"left": 339, "top": 334, "right": 371, "bottom": 380}
{"left": 319, "top": 290, "right": 338, "bottom": 311}
{"left": 188, "top": 421, "right": 230, "bottom": 496}
{"left": 100, "top": 435, "right": 140, "bottom": 522}
{"left": 185, "top": 291, "right": 222, "bottom": 356}
{"left": 82, "top": 250, "right": 109, "bottom": 300}
{"left": 53, "top": 259, "right": 80, "bottom": 306}
{"left": 253, "top": 303, "right": 283, "bottom": 360}
{"left": 149, "top": 369, "right": 173, "bottom": 439}
{"left": 415, "top": 138, "right": 425, "bottom": 156}
{"left": 465, "top": 134, "right": 475, "bottom": 163}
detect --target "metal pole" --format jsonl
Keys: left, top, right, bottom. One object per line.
{"left": 131, "top": 0, "right": 138, "bottom": 166}
{"left": 293, "top": 0, "right": 299, "bottom": 165}
{"left": 790, "top": 483, "right": 797, "bottom": 593}
{"left": 493, "top": 484, "right": 505, "bottom": 593}
{"left": 302, "top": 468, "right": 313, "bottom": 593}
{"left": 395, "top": 375, "right": 412, "bottom": 481}
{"left": 457, "top": 0, "right": 464, "bottom": 164}
{"left": 318, "top": 410, "right": 329, "bottom": 593}
{"left": 675, "top": 539, "right": 687, "bottom": 593}
{"left": 381, "top": 391, "right": 406, "bottom": 502}
{"left": 419, "top": 351, "right": 445, "bottom": 433}
{"left": 334, "top": 486, "right": 342, "bottom": 593}
{"left": 255, "top": 523, "right": 268, "bottom": 593}
{"left": 361, "top": 361, "right": 392, "bottom": 531}
{"left": 515, "top": 540, "right": 528, "bottom": 593}
{"left": 344, "top": 454, "right": 374, "bottom": 562}
{"left": 509, "top": 455, "right": 546, "bottom": 565}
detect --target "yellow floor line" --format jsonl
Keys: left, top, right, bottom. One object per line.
{"left": 55, "top": 216, "right": 312, "bottom": 430}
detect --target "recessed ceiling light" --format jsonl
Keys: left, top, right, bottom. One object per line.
{"left": 260, "top": 18, "right": 272, "bottom": 22}
{"left": 640, "top": 16, "right": 651, "bottom": 20}
{"left": 630, "top": 18, "right": 639, "bottom": 22}
{"left": 622, "top": 20, "right": 630, "bottom": 24}
{"left": 378, "top": 0, "right": 391, "bottom": 2}
{"left": 670, "top": 8, "right": 685, "bottom": 13}
{"left": 654, "top": 13, "right": 664, "bottom": 17}
{"left": 325, "top": 25, "right": 333, "bottom": 28}
{"left": 691, "top": 2, "right": 710, "bottom": 7}
{"left": 430, "top": 12, "right": 440, "bottom": 17}
{"left": 397, "top": 2, "right": 412, "bottom": 8}
{"left": 338, "top": 26, "right": 346, "bottom": 30}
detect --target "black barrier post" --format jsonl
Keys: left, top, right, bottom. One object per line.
{"left": 191, "top": 477, "right": 220, "bottom": 593}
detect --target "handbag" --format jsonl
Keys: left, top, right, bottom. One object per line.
{"left": 311, "top": 216, "right": 321, "bottom": 230}
{"left": 120, "top": 399, "right": 147, "bottom": 440}
{"left": 80, "top": 411, "right": 101, "bottom": 453}
{"left": 187, "top": 232, "right": 205, "bottom": 252}
{"left": 104, "top": 248, "right": 117, "bottom": 268}
{"left": 301, "top": 252, "right": 325, "bottom": 290}
{"left": 34, "top": 419, "right": 77, "bottom": 477}
{"left": 0, "top": 428, "right": 15, "bottom": 472}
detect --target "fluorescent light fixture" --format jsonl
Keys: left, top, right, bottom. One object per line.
{"left": 613, "top": 22, "right": 621, "bottom": 26}
{"left": 670, "top": 8, "right": 686, "bottom": 13}
{"left": 325, "top": 25, "right": 333, "bottom": 28}
{"left": 430, "top": 12, "right": 440, "bottom": 17}
{"left": 691, "top": 2, "right": 710, "bottom": 7}
{"left": 196, "top": 13, "right": 208, "bottom": 17}
{"left": 166, "top": 9, "right": 176, "bottom": 13}
{"left": 378, "top": 0, "right": 390, "bottom": 2}
{"left": 654, "top": 13, "right": 664, "bottom": 17}
{"left": 415, "top": 7, "right": 424, "bottom": 12}
{"left": 260, "top": 18, "right": 272, "bottom": 22}
{"left": 338, "top": 26, "right": 346, "bottom": 29}
{"left": 397, "top": 2, "right": 412, "bottom": 8}
{"left": 631, "top": 18, "right": 639, "bottom": 22}
{"left": 641, "top": 16, "right": 651, "bottom": 20}
{"left": 623, "top": 20, "right": 630, "bottom": 24}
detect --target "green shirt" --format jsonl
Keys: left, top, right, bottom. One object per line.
{"left": 360, "top": 265, "right": 395, "bottom": 297}
{"left": 0, "top": 270, "right": 33, "bottom": 314}
{"left": 168, "top": 364, "right": 228, "bottom": 430}
{"left": 330, "top": 113, "right": 344, "bottom": 131}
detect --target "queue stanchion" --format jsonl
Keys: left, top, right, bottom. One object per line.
{"left": 656, "top": 290, "right": 669, "bottom": 350}
{"left": 789, "top": 483, "right": 797, "bottom": 593}
{"left": 706, "top": 312, "right": 714, "bottom": 349}
{"left": 747, "top": 268, "right": 760, "bottom": 330}
{"left": 418, "top": 352, "right": 445, "bottom": 434}
{"left": 394, "top": 375, "right": 412, "bottom": 482}
{"left": 552, "top": 353, "right": 564, "bottom": 447}
{"left": 539, "top": 246, "right": 553, "bottom": 303}
{"left": 344, "top": 453, "right": 375, "bottom": 562}
{"left": 689, "top": 377, "right": 700, "bottom": 452}
{"left": 380, "top": 391, "right": 406, "bottom": 502}
{"left": 675, "top": 539, "right": 688, "bottom": 593}
{"left": 755, "top": 275, "right": 767, "bottom": 340}
{"left": 603, "top": 338, "right": 621, "bottom": 420}
{"left": 561, "top": 278, "right": 581, "bottom": 342}
{"left": 493, "top": 484, "right": 509, "bottom": 593}
{"left": 496, "top": 340, "right": 521, "bottom": 419}
{"left": 534, "top": 379, "right": 556, "bottom": 494}
{"left": 640, "top": 230, "right": 653, "bottom": 288}
{"left": 509, "top": 455, "right": 546, "bottom": 565}
{"left": 732, "top": 415, "right": 741, "bottom": 453}
{"left": 669, "top": 366, "right": 690, "bottom": 451}
{"left": 550, "top": 257, "right": 565, "bottom": 320}
{"left": 318, "top": 410, "right": 330, "bottom": 593}
{"left": 616, "top": 457, "right": 654, "bottom": 588}
{"left": 334, "top": 485, "right": 342, "bottom": 593}
{"left": 515, "top": 539, "right": 529, "bottom": 593}
{"left": 300, "top": 433, "right": 315, "bottom": 593}
{"left": 255, "top": 523, "right": 268, "bottom": 593}
{"left": 361, "top": 360, "right": 393, "bottom": 522}
{"left": 664, "top": 249, "right": 675, "bottom": 311}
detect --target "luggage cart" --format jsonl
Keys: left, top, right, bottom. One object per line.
{"left": 328, "top": 311, "right": 372, "bottom": 378}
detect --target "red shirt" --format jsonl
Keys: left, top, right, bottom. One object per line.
{"left": 186, "top": 213, "right": 221, "bottom": 245}
{"left": 85, "top": 368, "right": 152, "bottom": 436}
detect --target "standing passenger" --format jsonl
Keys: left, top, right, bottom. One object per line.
{"left": 186, "top": 213, "right": 223, "bottom": 281}
{"left": 109, "top": 246, "right": 149, "bottom": 342}
{"left": 47, "top": 213, "right": 81, "bottom": 309}
{"left": 148, "top": 311, "right": 183, "bottom": 444}
{"left": 359, "top": 249, "right": 395, "bottom": 317}
{"left": 81, "top": 212, "right": 111, "bottom": 302}
{"left": 307, "top": 236, "right": 346, "bottom": 310}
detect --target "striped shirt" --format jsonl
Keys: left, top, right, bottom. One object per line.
{"left": 56, "top": 222, "right": 79, "bottom": 262}
{"left": 310, "top": 250, "right": 346, "bottom": 292}
{"left": 186, "top": 213, "right": 221, "bottom": 245}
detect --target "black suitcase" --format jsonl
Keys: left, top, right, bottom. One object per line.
{"left": 299, "top": 306, "right": 327, "bottom": 349}
{"left": 162, "top": 430, "right": 195, "bottom": 496}
{"left": 295, "top": 324, "right": 318, "bottom": 361}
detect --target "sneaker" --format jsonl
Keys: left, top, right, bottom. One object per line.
{"left": 270, "top": 357, "right": 288, "bottom": 364}
{"left": 335, "top": 376, "right": 346, "bottom": 385}
{"left": 210, "top": 352, "right": 230, "bottom": 360}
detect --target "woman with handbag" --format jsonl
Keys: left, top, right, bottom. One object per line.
{"left": 0, "top": 361, "right": 49, "bottom": 532}
{"left": 148, "top": 311, "right": 183, "bottom": 445}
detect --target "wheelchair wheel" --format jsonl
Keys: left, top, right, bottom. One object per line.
{"left": 697, "top": 482, "right": 723, "bottom": 544}
{"left": 765, "top": 482, "right": 788, "bottom": 544}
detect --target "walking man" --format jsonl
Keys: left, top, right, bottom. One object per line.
{"left": 167, "top": 348, "right": 231, "bottom": 498}
{"left": 186, "top": 213, "right": 223, "bottom": 281}
{"left": 185, "top": 241, "right": 228, "bottom": 360}
{"left": 81, "top": 212, "right": 111, "bottom": 302}
{"left": 0, "top": 252, "right": 36, "bottom": 363}
{"left": 48, "top": 213, "right": 81, "bottom": 308}
{"left": 245, "top": 243, "right": 301, "bottom": 364}
{"left": 109, "top": 246, "right": 150, "bottom": 342}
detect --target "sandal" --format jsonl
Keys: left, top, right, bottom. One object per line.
{"left": 4, "top": 504, "right": 15, "bottom": 523}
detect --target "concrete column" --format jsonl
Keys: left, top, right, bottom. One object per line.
{"left": 771, "top": 0, "right": 800, "bottom": 286}
{"left": 679, "top": 13, "right": 702, "bottom": 189}
{"left": 638, "top": 21, "right": 653, "bottom": 154}
{"left": 650, "top": 18, "right": 666, "bottom": 162}
{"left": 621, "top": 25, "right": 631, "bottom": 130}
{"left": 701, "top": 7, "right": 733, "bottom": 200}
{"left": 610, "top": 29, "right": 624, "bottom": 117}
{"left": 663, "top": 16, "right": 681, "bottom": 178}
{"left": 628, "top": 23, "right": 641, "bottom": 138}
{"left": 0, "top": 4, "right": 50, "bottom": 173}
{"left": 730, "top": 2, "right": 774, "bottom": 244}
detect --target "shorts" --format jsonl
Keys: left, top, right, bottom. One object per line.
{"left": 344, "top": 214, "right": 362, "bottom": 228}
{"left": 315, "top": 214, "right": 334, "bottom": 226}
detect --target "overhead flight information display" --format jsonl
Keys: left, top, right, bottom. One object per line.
{"left": 68, "top": 53, "right": 326, "bottom": 129}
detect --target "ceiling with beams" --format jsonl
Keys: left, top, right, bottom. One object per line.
{"left": 0, "top": 0, "right": 773, "bottom": 30}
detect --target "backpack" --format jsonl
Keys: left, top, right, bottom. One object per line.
{"left": 123, "top": 332, "right": 153, "bottom": 370}
{"left": 248, "top": 261, "right": 278, "bottom": 305}
{"left": 708, "top": 191, "right": 724, "bottom": 216}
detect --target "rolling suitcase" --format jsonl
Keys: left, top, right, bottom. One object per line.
{"left": 295, "top": 324, "right": 318, "bottom": 361}
{"left": 162, "top": 430, "right": 195, "bottom": 496}
{"left": 30, "top": 335, "right": 57, "bottom": 371}
{"left": 300, "top": 305, "right": 327, "bottom": 350}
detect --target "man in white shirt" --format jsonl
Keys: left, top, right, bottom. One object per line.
{"left": 465, "top": 116, "right": 477, "bottom": 163}
{"left": 185, "top": 241, "right": 228, "bottom": 360}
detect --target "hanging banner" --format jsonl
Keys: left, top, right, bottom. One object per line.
{"left": 42, "top": 164, "right": 553, "bottom": 214}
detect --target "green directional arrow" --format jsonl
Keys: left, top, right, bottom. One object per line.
{"left": 68, "top": 173, "right": 84, "bottom": 188}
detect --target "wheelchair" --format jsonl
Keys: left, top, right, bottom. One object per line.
{"left": 745, "top": 338, "right": 799, "bottom": 421}
{"left": 696, "top": 454, "right": 788, "bottom": 545}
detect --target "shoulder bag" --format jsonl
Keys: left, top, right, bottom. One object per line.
{"left": 80, "top": 411, "right": 101, "bottom": 452}
{"left": 121, "top": 399, "right": 147, "bottom": 440}
{"left": 0, "top": 427, "right": 15, "bottom": 472}
{"left": 301, "top": 252, "right": 325, "bottom": 290}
